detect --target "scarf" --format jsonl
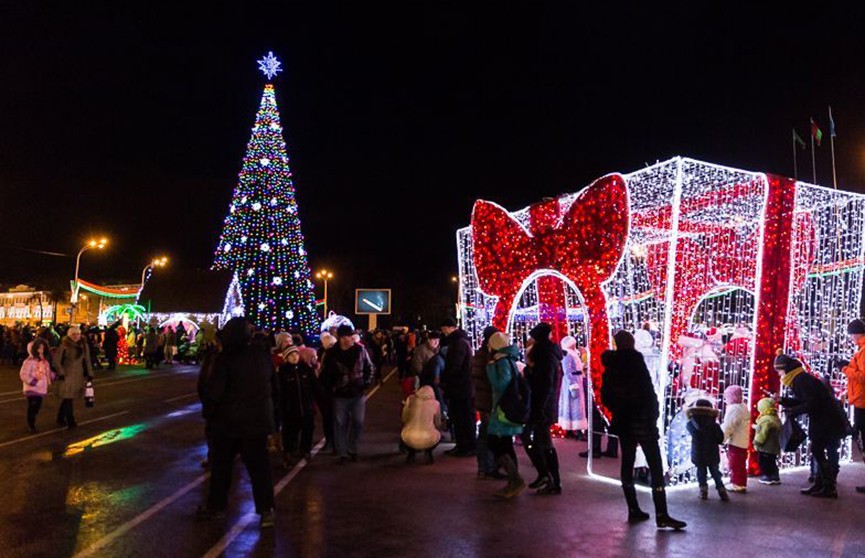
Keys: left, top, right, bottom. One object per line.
{"left": 780, "top": 366, "right": 805, "bottom": 388}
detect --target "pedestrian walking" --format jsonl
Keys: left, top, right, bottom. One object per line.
{"left": 486, "top": 332, "right": 527, "bottom": 498}
{"left": 52, "top": 326, "right": 93, "bottom": 429}
{"left": 472, "top": 326, "right": 505, "bottom": 479}
{"left": 602, "top": 330, "right": 686, "bottom": 529}
{"left": 319, "top": 325, "right": 374, "bottom": 463}
{"left": 197, "top": 317, "right": 276, "bottom": 528}
{"left": 19, "top": 338, "right": 54, "bottom": 432}
{"left": 440, "top": 318, "right": 476, "bottom": 457}
{"left": 277, "top": 346, "right": 318, "bottom": 464}
{"left": 103, "top": 322, "right": 120, "bottom": 370}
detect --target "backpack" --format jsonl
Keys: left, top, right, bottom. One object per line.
{"left": 495, "top": 358, "right": 531, "bottom": 426}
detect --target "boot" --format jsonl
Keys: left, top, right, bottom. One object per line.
{"left": 699, "top": 485, "right": 708, "bottom": 500}
{"left": 800, "top": 477, "right": 824, "bottom": 495}
{"left": 537, "top": 448, "right": 562, "bottom": 495}
{"left": 622, "top": 484, "right": 649, "bottom": 522}
{"left": 524, "top": 440, "right": 548, "bottom": 485}
{"left": 494, "top": 455, "right": 525, "bottom": 499}
{"left": 601, "top": 436, "right": 619, "bottom": 458}
{"left": 652, "top": 487, "right": 687, "bottom": 530}
{"left": 717, "top": 487, "right": 729, "bottom": 502}
{"left": 811, "top": 477, "right": 838, "bottom": 499}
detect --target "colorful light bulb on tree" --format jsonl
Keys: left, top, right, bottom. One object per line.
{"left": 213, "top": 52, "right": 318, "bottom": 333}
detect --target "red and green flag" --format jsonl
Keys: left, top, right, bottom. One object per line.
{"left": 811, "top": 118, "right": 823, "bottom": 146}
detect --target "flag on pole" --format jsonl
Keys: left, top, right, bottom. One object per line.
{"left": 811, "top": 118, "right": 823, "bottom": 146}
{"left": 793, "top": 128, "right": 806, "bottom": 149}
{"left": 829, "top": 107, "right": 836, "bottom": 138}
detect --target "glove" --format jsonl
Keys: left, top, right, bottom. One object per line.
{"left": 29, "top": 379, "right": 38, "bottom": 386}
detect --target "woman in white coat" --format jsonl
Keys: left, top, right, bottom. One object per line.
{"left": 558, "top": 336, "right": 588, "bottom": 436}
{"left": 400, "top": 385, "right": 442, "bottom": 463}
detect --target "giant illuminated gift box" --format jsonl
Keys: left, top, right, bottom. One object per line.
{"left": 456, "top": 157, "right": 865, "bottom": 483}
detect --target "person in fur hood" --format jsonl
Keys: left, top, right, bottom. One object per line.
{"left": 686, "top": 399, "right": 729, "bottom": 501}
{"left": 52, "top": 326, "right": 93, "bottom": 429}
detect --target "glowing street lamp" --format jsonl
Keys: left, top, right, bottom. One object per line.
{"left": 140, "top": 256, "right": 169, "bottom": 290}
{"left": 315, "top": 269, "right": 334, "bottom": 318}
{"left": 71, "top": 237, "right": 108, "bottom": 306}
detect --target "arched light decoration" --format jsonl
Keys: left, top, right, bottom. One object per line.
{"left": 456, "top": 156, "right": 865, "bottom": 485}
{"left": 212, "top": 55, "right": 318, "bottom": 334}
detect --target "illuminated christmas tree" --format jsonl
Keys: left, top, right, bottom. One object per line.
{"left": 213, "top": 52, "right": 318, "bottom": 333}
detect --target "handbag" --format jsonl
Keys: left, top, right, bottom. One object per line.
{"left": 780, "top": 416, "right": 806, "bottom": 452}
{"left": 84, "top": 380, "right": 95, "bottom": 408}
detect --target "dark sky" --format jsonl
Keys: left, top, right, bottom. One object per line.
{"left": 2, "top": 3, "right": 864, "bottom": 324}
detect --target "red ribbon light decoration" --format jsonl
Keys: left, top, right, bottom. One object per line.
{"left": 471, "top": 174, "right": 629, "bottom": 419}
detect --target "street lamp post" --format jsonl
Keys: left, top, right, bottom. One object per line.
{"left": 71, "top": 238, "right": 108, "bottom": 307}
{"left": 315, "top": 269, "right": 334, "bottom": 318}
{"left": 451, "top": 275, "right": 461, "bottom": 326}
{"left": 140, "top": 256, "right": 169, "bottom": 291}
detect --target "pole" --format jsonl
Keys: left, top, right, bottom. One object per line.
{"left": 140, "top": 265, "right": 151, "bottom": 291}
{"left": 792, "top": 129, "right": 798, "bottom": 180}
{"left": 71, "top": 246, "right": 88, "bottom": 306}
{"left": 323, "top": 278, "right": 328, "bottom": 318}
{"left": 829, "top": 106, "right": 837, "bottom": 190}
{"left": 810, "top": 118, "right": 817, "bottom": 184}
{"left": 369, "top": 313, "right": 377, "bottom": 332}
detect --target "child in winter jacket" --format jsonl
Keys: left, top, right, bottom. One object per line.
{"left": 721, "top": 385, "right": 750, "bottom": 492}
{"left": 753, "top": 397, "right": 782, "bottom": 485}
{"left": 686, "top": 399, "right": 729, "bottom": 501}
{"left": 19, "top": 338, "right": 54, "bottom": 432}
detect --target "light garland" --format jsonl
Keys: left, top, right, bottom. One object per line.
{"left": 212, "top": 61, "right": 318, "bottom": 334}
{"left": 457, "top": 156, "right": 865, "bottom": 484}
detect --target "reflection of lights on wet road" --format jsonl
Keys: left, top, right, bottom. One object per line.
{"left": 165, "top": 407, "right": 198, "bottom": 419}
{"left": 63, "top": 424, "right": 147, "bottom": 458}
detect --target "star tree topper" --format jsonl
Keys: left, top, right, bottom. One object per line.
{"left": 257, "top": 51, "right": 282, "bottom": 80}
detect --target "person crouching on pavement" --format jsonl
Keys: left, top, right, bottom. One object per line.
{"left": 400, "top": 385, "right": 442, "bottom": 464}
{"left": 277, "top": 346, "right": 319, "bottom": 465}
{"left": 19, "top": 338, "right": 54, "bottom": 432}
{"left": 686, "top": 399, "right": 729, "bottom": 501}
{"left": 753, "top": 397, "right": 782, "bottom": 485}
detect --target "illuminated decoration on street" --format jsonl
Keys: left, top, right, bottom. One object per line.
{"left": 456, "top": 156, "right": 865, "bottom": 483}
{"left": 320, "top": 312, "right": 354, "bottom": 334}
{"left": 73, "top": 279, "right": 139, "bottom": 300}
{"left": 257, "top": 51, "right": 283, "bottom": 80}
{"left": 212, "top": 58, "right": 318, "bottom": 334}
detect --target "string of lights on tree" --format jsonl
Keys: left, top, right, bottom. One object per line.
{"left": 456, "top": 157, "right": 865, "bottom": 484}
{"left": 213, "top": 52, "right": 319, "bottom": 333}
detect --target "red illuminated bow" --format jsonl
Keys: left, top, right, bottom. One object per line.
{"left": 471, "top": 174, "right": 629, "bottom": 419}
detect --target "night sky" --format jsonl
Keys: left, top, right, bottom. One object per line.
{"left": 2, "top": 3, "right": 864, "bottom": 325}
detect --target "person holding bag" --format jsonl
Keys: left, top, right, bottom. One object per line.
{"left": 53, "top": 326, "right": 92, "bottom": 429}
{"left": 19, "top": 338, "right": 54, "bottom": 432}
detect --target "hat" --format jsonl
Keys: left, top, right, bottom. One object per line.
{"left": 336, "top": 325, "right": 354, "bottom": 338}
{"left": 773, "top": 351, "right": 803, "bottom": 372}
{"left": 488, "top": 332, "right": 511, "bottom": 352}
{"left": 320, "top": 332, "right": 337, "bottom": 349}
{"left": 723, "top": 384, "right": 743, "bottom": 404}
{"left": 284, "top": 346, "right": 300, "bottom": 357}
{"left": 560, "top": 335, "right": 577, "bottom": 351}
{"left": 757, "top": 397, "right": 777, "bottom": 415}
{"left": 529, "top": 322, "right": 552, "bottom": 341}
{"left": 685, "top": 398, "right": 719, "bottom": 419}
{"left": 613, "top": 330, "right": 635, "bottom": 350}
{"left": 848, "top": 319, "right": 865, "bottom": 335}
{"left": 274, "top": 332, "right": 292, "bottom": 350}
{"left": 440, "top": 317, "right": 458, "bottom": 328}
{"left": 481, "top": 325, "right": 499, "bottom": 346}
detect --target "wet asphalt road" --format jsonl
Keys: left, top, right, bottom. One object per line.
{"left": 1, "top": 361, "right": 864, "bottom": 558}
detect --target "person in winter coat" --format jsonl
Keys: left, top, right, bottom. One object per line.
{"left": 197, "top": 333, "right": 222, "bottom": 469}
{"left": 558, "top": 335, "right": 588, "bottom": 436}
{"left": 602, "top": 330, "right": 686, "bottom": 529}
{"left": 472, "top": 326, "right": 504, "bottom": 479}
{"left": 319, "top": 325, "right": 375, "bottom": 464}
{"left": 838, "top": 318, "right": 865, "bottom": 494}
{"left": 522, "top": 323, "right": 564, "bottom": 495}
{"left": 440, "top": 318, "right": 476, "bottom": 457}
{"left": 53, "top": 326, "right": 93, "bottom": 429}
{"left": 143, "top": 327, "right": 158, "bottom": 369}
{"left": 753, "top": 397, "right": 782, "bottom": 485}
{"left": 19, "top": 338, "right": 54, "bottom": 432}
{"left": 486, "top": 332, "right": 527, "bottom": 499}
{"left": 103, "top": 323, "right": 120, "bottom": 370}
{"left": 721, "top": 384, "right": 750, "bottom": 492}
{"left": 277, "top": 346, "right": 319, "bottom": 463}
{"left": 407, "top": 332, "right": 439, "bottom": 398}
{"left": 401, "top": 385, "right": 442, "bottom": 464}
{"left": 686, "top": 399, "right": 729, "bottom": 501}
{"left": 197, "top": 317, "right": 277, "bottom": 528}
{"left": 775, "top": 353, "right": 847, "bottom": 498}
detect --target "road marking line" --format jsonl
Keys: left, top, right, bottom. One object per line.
{"left": 72, "top": 473, "right": 210, "bottom": 558}
{"left": 201, "top": 366, "right": 397, "bottom": 558}
{"left": 164, "top": 392, "right": 199, "bottom": 403}
{"left": 0, "top": 411, "right": 131, "bottom": 449}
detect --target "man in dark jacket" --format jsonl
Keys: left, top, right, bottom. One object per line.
{"left": 776, "top": 353, "right": 847, "bottom": 498}
{"left": 440, "top": 318, "right": 476, "bottom": 456}
{"left": 472, "top": 326, "right": 502, "bottom": 479}
{"left": 197, "top": 317, "right": 276, "bottom": 528}
{"left": 522, "top": 323, "right": 564, "bottom": 494}
{"left": 320, "top": 325, "right": 374, "bottom": 463}
{"left": 103, "top": 322, "right": 120, "bottom": 370}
